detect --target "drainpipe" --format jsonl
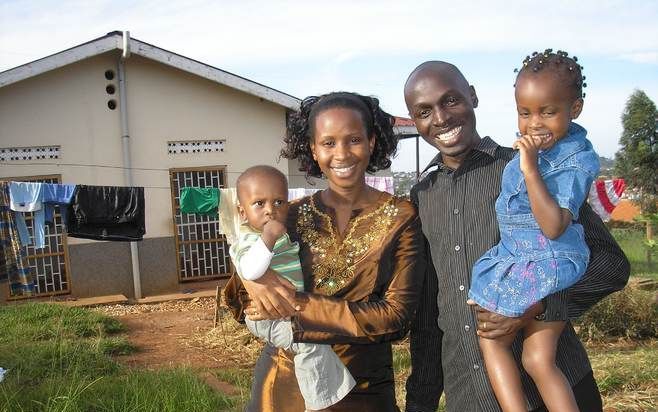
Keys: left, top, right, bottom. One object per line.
{"left": 118, "top": 30, "right": 142, "bottom": 299}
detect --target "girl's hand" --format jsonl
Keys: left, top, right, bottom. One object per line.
{"left": 241, "top": 269, "right": 300, "bottom": 320}
{"left": 512, "top": 135, "right": 543, "bottom": 176}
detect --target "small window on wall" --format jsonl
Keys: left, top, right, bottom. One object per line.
{"left": 167, "top": 140, "right": 225, "bottom": 154}
{"left": 0, "top": 146, "right": 61, "bottom": 162}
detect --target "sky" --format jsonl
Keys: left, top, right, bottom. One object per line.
{"left": 1, "top": 0, "right": 657, "bottom": 172}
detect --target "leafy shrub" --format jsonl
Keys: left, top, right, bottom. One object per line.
{"left": 576, "top": 284, "right": 658, "bottom": 341}
{"left": 606, "top": 220, "right": 645, "bottom": 230}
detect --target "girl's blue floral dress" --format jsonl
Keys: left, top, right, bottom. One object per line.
{"left": 468, "top": 123, "right": 600, "bottom": 317}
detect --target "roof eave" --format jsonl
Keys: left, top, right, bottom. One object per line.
{"left": 0, "top": 35, "right": 120, "bottom": 88}
{"left": 128, "top": 38, "right": 300, "bottom": 110}
{"left": 0, "top": 32, "right": 301, "bottom": 111}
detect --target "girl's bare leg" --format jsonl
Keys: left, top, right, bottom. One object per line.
{"left": 523, "top": 320, "right": 578, "bottom": 412}
{"left": 479, "top": 333, "right": 528, "bottom": 412}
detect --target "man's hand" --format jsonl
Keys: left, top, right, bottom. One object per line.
{"left": 467, "top": 299, "right": 544, "bottom": 339}
{"left": 242, "top": 268, "right": 300, "bottom": 320}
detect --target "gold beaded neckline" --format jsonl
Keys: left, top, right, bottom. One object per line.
{"left": 297, "top": 194, "right": 399, "bottom": 295}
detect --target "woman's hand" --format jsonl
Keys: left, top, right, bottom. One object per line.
{"left": 242, "top": 268, "right": 300, "bottom": 320}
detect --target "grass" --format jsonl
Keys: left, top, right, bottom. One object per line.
{"left": 0, "top": 303, "right": 234, "bottom": 412}
{"left": 391, "top": 339, "right": 657, "bottom": 412}
{"left": 2, "top": 223, "right": 656, "bottom": 412}
{"left": 589, "top": 340, "right": 658, "bottom": 411}
{"left": 611, "top": 228, "right": 658, "bottom": 279}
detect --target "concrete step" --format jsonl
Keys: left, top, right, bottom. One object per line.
{"left": 135, "top": 289, "right": 216, "bottom": 304}
{"left": 54, "top": 294, "right": 129, "bottom": 307}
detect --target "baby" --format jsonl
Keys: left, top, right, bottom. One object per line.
{"left": 231, "top": 165, "right": 355, "bottom": 411}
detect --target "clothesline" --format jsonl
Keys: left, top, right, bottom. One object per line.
{"left": 1, "top": 181, "right": 147, "bottom": 298}
{"left": 0, "top": 161, "right": 333, "bottom": 178}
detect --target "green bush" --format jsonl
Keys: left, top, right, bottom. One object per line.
{"left": 606, "top": 220, "right": 645, "bottom": 230}
{"left": 576, "top": 284, "right": 658, "bottom": 341}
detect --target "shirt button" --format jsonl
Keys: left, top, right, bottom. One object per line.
{"left": 454, "top": 245, "right": 461, "bottom": 251}
{"left": 453, "top": 208, "right": 459, "bottom": 214}
{"left": 459, "top": 285, "right": 465, "bottom": 291}
{"left": 464, "top": 325, "right": 470, "bottom": 331}
{"left": 473, "top": 364, "right": 480, "bottom": 370}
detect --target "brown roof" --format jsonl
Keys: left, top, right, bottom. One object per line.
{"left": 393, "top": 116, "right": 415, "bottom": 126}
{"left": 610, "top": 200, "right": 641, "bottom": 222}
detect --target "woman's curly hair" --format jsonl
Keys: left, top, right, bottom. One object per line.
{"left": 280, "top": 91, "right": 398, "bottom": 178}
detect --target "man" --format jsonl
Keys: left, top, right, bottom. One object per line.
{"left": 403, "top": 61, "right": 630, "bottom": 412}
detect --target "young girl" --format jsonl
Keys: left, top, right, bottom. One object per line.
{"left": 468, "top": 49, "right": 599, "bottom": 412}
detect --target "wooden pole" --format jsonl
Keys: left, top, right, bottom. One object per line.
{"left": 213, "top": 285, "right": 220, "bottom": 328}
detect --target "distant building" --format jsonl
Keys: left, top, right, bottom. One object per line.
{"left": 0, "top": 31, "right": 313, "bottom": 302}
{"left": 0, "top": 32, "right": 406, "bottom": 303}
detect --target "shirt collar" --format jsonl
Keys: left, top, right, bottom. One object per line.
{"left": 421, "top": 136, "right": 499, "bottom": 174}
{"left": 538, "top": 122, "right": 588, "bottom": 167}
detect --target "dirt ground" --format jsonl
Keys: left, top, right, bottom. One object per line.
{"left": 94, "top": 297, "right": 261, "bottom": 371}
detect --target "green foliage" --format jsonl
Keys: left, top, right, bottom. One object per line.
{"left": 612, "top": 228, "right": 658, "bottom": 278}
{"left": 576, "top": 285, "right": 658, "bottom": 341}
{"left": 614, "top": 90, "right": 658, "bottom": 214}
{"left": 606, "top": 220, "right": 645, "bottom": 230}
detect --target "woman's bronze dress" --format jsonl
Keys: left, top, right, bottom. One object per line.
{"left": 247, "top": 191, "right": 426, "bottom": 412}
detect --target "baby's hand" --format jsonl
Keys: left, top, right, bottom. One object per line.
{"left": 513, "top": 135, "right": 543, "bottom": 175}
{"left": 262, "top": 219, "right": 287, "bottom": 241}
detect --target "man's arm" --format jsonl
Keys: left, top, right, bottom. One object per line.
{"left": 405, "top": 246, "right": 444, "bottom": 412}
{"left": 542, "top": 202, "right": 630, "bottom": 320}
{"left": 473, "top": 202, "right": 630, "bottom": 336}
{"left": 405, "top": 184, "right": 443, "bottom": 412}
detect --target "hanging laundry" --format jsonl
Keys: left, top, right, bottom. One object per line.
{"left": 217, "top": 188, "right": 241, "bottom": 246}
{"left": 9, "top": 182, "right": 77, "bottom": 249}
{"left": 287, "top": 188, "right": 320, "bottom": 201}
{"left": 66, "top": 185, "right": 145, "bottom": 241}
{"left": 179, "top": 186, "right": 219, "bottom": 215}
{"left": 588, "top": 179, "right": 626, "bottom": 222}
{"left": 180, "top": 187, "right": 322, "bottom": 244}
{"left": 365, "top": 176, "right": 394, "bottom": 194}
{"left": 43, "top": 183, "right": 76, "bottom": 226}
{"left": 8, "top": 182, "right": 45, "bottom": 248}
{"left": 0, "top": 181, "right": 36, "bottom": 296}
{"left": 180, "top": 187, "right": 240, "bottom": 245}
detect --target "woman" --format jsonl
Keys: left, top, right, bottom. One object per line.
{"left": 240, "top": 92, "right": 426, "bottom": 411}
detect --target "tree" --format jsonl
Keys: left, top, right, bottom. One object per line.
{"left": 614, "top": 90, "right": 658, "bottom": 266}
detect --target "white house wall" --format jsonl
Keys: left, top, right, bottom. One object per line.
{"left": 0, "top": 52, "right": 125, "bottom": 202}
{"left": 122, "top": 55, "right": 289, "bottom": 238}
{"left": 0, "top": 51, "right": 293, "bottom": 299}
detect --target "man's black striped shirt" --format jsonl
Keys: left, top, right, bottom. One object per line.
{"left": 405, "top": 137, "right": 630, "bottom": 412}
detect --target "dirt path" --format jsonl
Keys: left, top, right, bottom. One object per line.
{"left": 95, "top": 297, "right": 262, "bottom": 371}
{"left": 118, "top": 308, "right": 220, "bottom": 369}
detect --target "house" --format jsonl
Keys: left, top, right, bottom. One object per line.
{"left": 0, "top": 31, "right": 319, "bottom": 302}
